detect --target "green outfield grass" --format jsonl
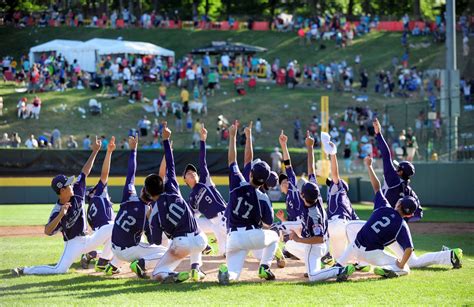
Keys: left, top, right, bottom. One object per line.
{"left": 1, "top": 203, "right": 474, "bottom": 226}
{"left": 0, "top": 234, "right": 472, "bottom": 305}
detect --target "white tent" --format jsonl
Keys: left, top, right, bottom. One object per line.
{"left": 29, "top": 39, "right": 97, "bottom": 72}
{"left": 84, "top": 38, "right": 175, "bottom": 57}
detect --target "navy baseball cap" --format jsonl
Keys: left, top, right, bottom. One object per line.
{"left": 395, "top": 161, "right": 415, "bottom": 178}
{"left": 278, "top": 173, "right": 288, "bottom": 184}
{"left": 399, "top": 196, "right": 418, "bottom": 215}
{"left": 51, "top": 174, "right": 75, "bottom": 194}
{"left": 265, "top": 171, "right": 279, "bottom": 189}
{"left": 301, "top": 181, "right": 320, "bottom": 205}
{"left": 183, "top": 163, "right": 198, "bottom": 178}
{"left": 251, "top": 161, "right": 271, "bottom": 186}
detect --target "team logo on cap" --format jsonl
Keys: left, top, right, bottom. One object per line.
{"left": 57, "top": 182, "right": 63, "bottom": 189}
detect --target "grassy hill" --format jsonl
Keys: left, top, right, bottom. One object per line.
{"left": 0, "top": 27, "right": 472, "bottom": 152}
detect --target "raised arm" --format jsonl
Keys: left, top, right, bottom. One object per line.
{"left": 305, "top": 131, "right": 316, "bottom": 176}
{"left": 81, "top": 136, "right": 101, "bottom": 177}
{"left": 373, "top": 118, "right": 399, "bottom": 186}
{"left": 364, "top": 156, "right": 380, "bottom": 193}
{"left": 328, "top": 142, "right": 340, "bottom": 184}
{"left": 228, "top": 122, "right": 238, "bottom": 166}
{"left": 243, "top": 121, "right": 253, "bottom": 166}
{"left": 162, "top": 122, "right": 179, "bottom": 194}
{"left": 199, "top": 124, "right": 210, "bottom": 182}
{"left": 100, "top": 136, "right": 116, "bottom": 184}
{"left": 122, "top": 135, "right": 138, "bottom": 203}
{"left": 279, "top": 130, "right": 291, "bottom": 162}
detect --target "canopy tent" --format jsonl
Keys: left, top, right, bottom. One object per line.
{"left": 83, "top": 38, "right": 175, "bottom": 57}
{"left": 28, "top": 39, "right": 97, "bottom": 72}
{"left": 191, "top": 41, "right": 267, "bottom": 55}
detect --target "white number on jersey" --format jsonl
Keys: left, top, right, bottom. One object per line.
{"left": 89, "top": 203, "right": 98, "bottom": 218}
{"left": 166, "top": 203, "right": 186, "bottom": 226}
{"left": 115, "top": 210, "right": 137, "bottom": 232}
{"left": 233, "top": 197, "right": 254, "bottom": 219}
{"left": 205, "top": 195, "right": 213, "bottom": 204}
{"left": 371, "top": 216, "right": 391, "bottom": 233}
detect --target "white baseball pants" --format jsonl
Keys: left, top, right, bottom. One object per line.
{"left": 23, "top": 229, "right": 115, "bottom": 275}
{"left": 110, "top": 242, "right": 167, "bottom": 270}
{"left": 196, "top": 212, "right": 227, "bottom": 256}
{"left": 388, "top": 242, "right": 452, "bottom": 268}
{"left": 285, "top": 239, "right": 342, "bottom": 282}
{"left": 226, "top": 228, "right": 279, "bottom": 281}
{"left": 338, "top": 241, "right": 410, "bottom": 276}
{"left": 152, "top": 232, "right": 208, "bottom": 280}
{"left": 327, "top": 218, "right": 350, "bottom": 260}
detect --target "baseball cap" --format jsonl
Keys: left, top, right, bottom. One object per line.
{"left": 51, "top": 174, "right": 75, "bottom": 194}
{"left": 265, "top": 171, "right": 278, "bottom": 189}
{"left": 394, "top": 160, "right": 415, "bottom": 178}
{"left": 278, "top": 173, "right": 288, "bottom": 184}
{"left": 183, "top": 163, "right": 198, "bottom": 178}
{"left": 301, "top": 181, "right": 320, "bottom": 205}
{"left": 251, "top": 160, "right": 271, "bottom": 186}
{"left": 399, "top": 196, "right": 418, "bottom": 215}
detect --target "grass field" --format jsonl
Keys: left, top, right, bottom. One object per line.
{"left": 0, "top": 204, "right": 473, "bottom": 305}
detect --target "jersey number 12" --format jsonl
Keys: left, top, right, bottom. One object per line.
{"left": 116, "top": 210, "right": 137, "bottom": 232}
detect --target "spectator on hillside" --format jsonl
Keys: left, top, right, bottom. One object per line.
{"left": 0, "top": 133, "right": 11, "bottom": 147}
{"left": 186, "top": 66, "right": 196, "bottom": 92}
{"left": 66, "top": 135, "right": 78, "bottom": 149}
{"left": 344, "top": 128, "right": 353, "bottom": 146}
{"left": 405, "top": 127, "right": 418, "bottom": 161}
{"left": 31, "top": 95, "right": 41, "bottom": 119}
{"left": 0, "top": 97, "right": 3, "bottom": 116}
{"left": 180, "top": 87, "right": 190, "bottom": 114}
{"left": 270, "top": 147, "right": 283, "bottom": 172}
{"left": 51, "top": 127, "right": 62, "bottom": 149}
{"left": 25, "top": 134, "right": 38, "bottom": 148}
{"left": 192, "top": 118, "right": 202, "bottom": 148}
{"left": 82, "top": 135, "right": 91, "bottom": 149}
{"left": 186, "top": 112, "right": 193, "bottom": 133}
{"left": 255, "top": 118, "right": 262, "bottom": 134}
{"left": 120, "top": 138, "right": 130, "bottom": 150}
{"left": 174, "top": 108, "right": 183, "bottom": 132}
{"left": 17, "top": 97, "right": 28, "bottom": 119}
{"left": 343, "top": 145, "right": 352, "bottom": 173}
{"left": 360, "top": 69, "right": 369, "bottom": 92}
{"left": 11, "top": 132, "right": 21, "bottom": 148}
{"left": 137, "top": 115, "right": 151, "bottom": 137}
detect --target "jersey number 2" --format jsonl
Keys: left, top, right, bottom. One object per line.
{"left": 116, "top": 210, "right": 137, "bottom": 232}
{"left": 371, "top": 217, "right": 391, "bottom": 233}
{"left": 233, "top": 197, "right": 254, "bottom": 219}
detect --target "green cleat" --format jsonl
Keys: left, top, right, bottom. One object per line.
{"left": 355, "top": 264, "right": 371, "bottom": 272}
{"left": 162, "top": 272, "right": 190, "bottom": 284}
{"left": 336, "top": 264, "right": 355, "bottom": 282}
{"left": 451, "top": 248, "right": 463, "bottom": 269}
{"left": 321, "top": 253, "right": 335, "bottom": 267}
{"left": 130, "top": 259, "right": 146, "bottom": 278}
{"left": 258, "top": 265, "right": 276, "bottom": 280}
{"left": 190, "top": 268, "right": 206, "bottom": 281}
{"left": 275, "top": 247, "right": 286, "bottom": 268}
{"left": 218, "top": 264, "right": 230, "bottom": 285}
{"left": 94, "top": 258, "right": 109, "bottom": 272}
{"left": 104, "top": 264, "right": 120, "bottom": 276}
{"left": 374, "top": 267, "right": 398, "bottom": 278}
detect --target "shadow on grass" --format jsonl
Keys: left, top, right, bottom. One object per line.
{"left": 413, "top": 267, "right": 452, "bottom": 272}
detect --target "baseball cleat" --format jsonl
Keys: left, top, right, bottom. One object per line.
{"left": 191, "top": 268, "right": 206, "bottom": 281}
{"left": 451, "top": 248, "right": 463, "bottom": 269}
{"left": 336, "top": 264, "right": 355, "bottom": 282}
{"left": 104, "top": 264, "right": 121, "bottom": 276}
{"left": 94, "top": 258, "right": 109, "bottom": 272}
{"left": 130, "top": 259, "right": 147, "bottom": 278}
{"left": 11, "top": 267, "right": 24, "bottom": 277}
{"left": 162, "top": 272, "right": 190, "bottom": 284}
{"left": 321, "top": 253, "right": 336, "bottom": 267}
{"left": 80, "top": 251, "right": 98, "bottom": 269}
{"left": 258, "top": 265, "right": 276, "bottom": 281}
{"left": 374, "top": 267, "right": 399, "bottom": 278}
{"left": 355, "top": 264, "right": 371, "bottom": 272}
{"left": 275, "top": 247, "right": 286, "bottom": 268}
{"left": 202, "top": 245, "right": 213, "bottom": 255}
{"left": 218, "top": 264, "right": 230, "bottom": 285}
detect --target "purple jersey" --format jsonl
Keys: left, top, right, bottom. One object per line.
{"left": 226, "top": 162, "right": 274, "bottom": 228}
{"left": 376, "top": 133, "right": 422, "bottom": 221}
{"left": 188, "top": 141, "right": 227, "bottom": 219}
{"left": 301, "top": 202, "right": 328, "bottom": 239}
{"left": 149, "top": 140, "right": 199, "bottom": 242}
{"left": 284, "top": 166, "right": 306, "bottom": 221}
{"left": 87, "top": 181, "right": 114, "bottom": 230}
{"left": 47, "top": 173, "right": 87, "bottom": 241}
{"left": 326, "top": 181, "right": 358, "bottom": 220}
{"left": 356, "top": 191, "right": 414, "bottom": 251}
{"left": 111, "top": 150, "right": 150, "bottom": 248}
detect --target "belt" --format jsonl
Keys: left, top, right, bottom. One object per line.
{"left": 172, "top": 231, "right": 200, "bottom": 240}
{"left": 354, "top": 239, "right": 364, "bottom": 249}
{"left": 229, "top": 225, "right": 259, "bottom": 232}
{"left": 112, "top": 243, "right": 128, "bottom": 251}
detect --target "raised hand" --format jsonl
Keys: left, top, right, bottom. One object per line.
{"left": 91, "top": 136, "right": 102, "bottom": 152}
{"left": 244, "top": 121, "right": 253, "bottom": 139}
{"left": 128, "top": 133, "right": 138, "bottom": 150}
{"left": 305, "top": 130, "right": 314, "bottom": 148}
{"left": 162, "top": 121, "right": 171, "bottom": 140}
{"left": 200, "top": 123, "right": 208, "bottom": 141}
{"left": 364, "top": 155, "right": 373, "bottom": 167}
{"left": 108, "top": 136, "right": 116, "bottom": 152}
{"left": 229, "top": 122, "right": 238, "bottom": 138}
{"left": 279, "top": 130, "right": 288, "bottom": 146}
{"left": 373, "top": 118, "right": 381, "bottom": 135}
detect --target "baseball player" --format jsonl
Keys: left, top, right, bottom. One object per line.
{"left": 12, "top": 137, "right": 109, "bottom": 276}
{"left": 218, "top": 122, "right": 279, "bottom": 284}
{"left": 104, "top": 135, "right": 167, "bottom": 276}
{"left": 148, "top": 123, "right": 208, "bottom": 283}
{"left": 372, "top": 118, "right": 463, "bottom": 269}
{"left": 184, "top": 124, "right": 227, "bottom": 257}
{"left": 337, "top": 156, "right": 416, "bottom": 278}
{"left": 284, "top": 133, "right": 354, "bottom": 282}
{"left": 82, "top": 136, "right": 118, "bottom": 271}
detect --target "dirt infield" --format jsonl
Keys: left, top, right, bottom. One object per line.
{"left": 1, "top": 222, "right": 473, "bottom": 238}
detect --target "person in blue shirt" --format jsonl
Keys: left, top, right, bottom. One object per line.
{"left": 217, "top": 122, "right": 279, "bottom": 285}
{"left": 148, "top": 122, "right": 208, "bottom": 283}
{"left": 12, "top": 137, "right": 106, "bottom": 276}
{"left": 284, "top": 132, "right": 355, "bottom": 282}
{"left": 184, "top": 124, "right": 227, "bottom": 257}
{"left": 373, "top": 118, "right": 462, "bottom": 270}
{"left": 104, "top": 135, "right": 167, "bottom": 277}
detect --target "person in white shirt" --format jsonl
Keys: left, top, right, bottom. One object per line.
{"left": 25, "top": 135, "right": 38, "bottom": 149}
{"left": 255, "top": 118, "right": 262, "bottom": 134}
{"left": 221, "top": 54, "right": 230, "bottom": 72}
{"left": 186, "top": 67, "right": 196, "bottom": 91}
{"left": 345, "top": 129, "right": 353, "bottom": 146}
